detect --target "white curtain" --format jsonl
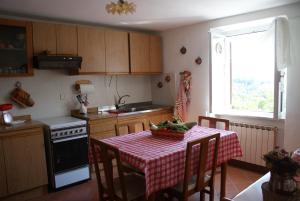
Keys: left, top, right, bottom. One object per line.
{"left": 275, "top": 16, "right": 291, "bottom": 70}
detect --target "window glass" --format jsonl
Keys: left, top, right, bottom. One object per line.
{"left": 229, "top": 31, "right": 275, "bottom": 115}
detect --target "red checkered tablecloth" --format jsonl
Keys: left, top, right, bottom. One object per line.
{"left": 100, "top": 126, "right": 242, "bottom": 196}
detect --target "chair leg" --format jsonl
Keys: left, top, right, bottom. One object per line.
{"left": 200, "top": 191, "right": 205, "bottom": 201}
{"left": 209, "top": 186, "right": 214, "bottom": 201}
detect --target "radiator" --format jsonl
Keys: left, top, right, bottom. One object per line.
{"left": 229, "top": 122, "right": 278, "bottom": 166}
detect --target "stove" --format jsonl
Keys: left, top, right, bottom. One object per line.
{"left": 40, "top": 116, "right": 90, "bottom": 189}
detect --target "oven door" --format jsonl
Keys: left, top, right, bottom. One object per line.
{"left": 51, "top": 135, "right": 88, "bottom": 173}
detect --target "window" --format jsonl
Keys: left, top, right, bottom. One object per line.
{"left": 210, "top": 18, "right": 287, "bottom": 119}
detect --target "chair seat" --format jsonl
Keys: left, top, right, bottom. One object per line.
{"left": 103, "top": 173, "right": 146, "bottom": 201}
{"left": 173, "top": 175, "right": 211, "bottom": 192}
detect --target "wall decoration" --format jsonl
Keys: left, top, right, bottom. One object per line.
{"left": 165, "top": 75, "right": 171, "bottom": 82}
{"left": 157, "top": 81, "right": 163, "bottom": 88}
{"left": 180, "top": 46, "right": 187, "bottom": 54}
{"left": 215, "top": 42, "right": 223, "bottom": 54}
{"left": 195, "top": 57, "right": 202, "bottom": 65}
{"left": 10, "top": 81, "right": 34, "bottom": 107}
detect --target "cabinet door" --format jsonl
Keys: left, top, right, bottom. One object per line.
{"left": 129, "top": 32, "right": 150, "bottom": 73}
{"left": 0, "top": 140, "right": 7, "bottom": 198}
{"left": 2, "top": 128, "right": 48, "bottom": 194}
{"left": 150, "top": 35, "right": 163, "bottom": 73}
{"left": 32, "top": 22, "right": 56, "bottom": 55}
{"left": 105, "top": 29, "right": 129, "bottom": 74}
{"left": 0, "top": 18, "right": 33, "bottom": 77}
{"left": 77, "top": 26, "right": 105, "bottom": 73}
{"left": 56, "top": 24, "right": 77, "bottom": 55}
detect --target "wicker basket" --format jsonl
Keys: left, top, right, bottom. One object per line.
{"left": 150, "top": 129, "right": 186, "bottom": 140}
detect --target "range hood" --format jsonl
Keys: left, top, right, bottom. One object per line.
{"left": 34, "top": 55, "right": 82, "bottom": 69}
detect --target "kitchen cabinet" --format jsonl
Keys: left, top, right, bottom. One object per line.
{"left": 0, "top": 127, "right": 48, "bottom": 196}
{"left": 117, "top": 115, "right": 148, "bottom": 134}
{"left": 88, "top": 117, "right": 117, "bottom": 139}
{"left": 149, "top": 35, "right": 163, "bottom": 73}
{"left": 129, "top": 32, "right": 163, "bottom": 74}
{"left": 77, "top": 26, "right": 105, "bottom": 74}
{"left": 117, "top": 109, "right": 173, "bottom": 131}
{"left": 56, "top": 24, "right": 78, "bottom": 55}
{"left": 0, "top": 18, "right": 33, "bottom": 77}
{"left": 32, "top": 22, "right": 77, "bottom": 56}
{"left": 129, "top": 32, "right": 150, "bottom": 74}
{"left": 32, "top": 22, "right": 56, "bottom": 55}
{"left": 0, "top": 140, "right": 7, "bottom": 198}
{"left": 146, "top": 109, "right": 173, "bottom": 125}
{"left": 105, "top": 29, "right": 129, "bottom": 74}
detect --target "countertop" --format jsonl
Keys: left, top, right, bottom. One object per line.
{"left": 0, "top": 120, "right": 44, "bottom": 135}
{"left": 71, "top": 104, "right": 173, "bottom": 121}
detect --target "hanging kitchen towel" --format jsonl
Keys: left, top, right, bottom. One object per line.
{"left": 175, "top": 71, "right": 191, "bottom": 121}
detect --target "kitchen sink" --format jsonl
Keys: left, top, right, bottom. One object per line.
{"left": 107, "top": 105, "right": 160, "bottom": 114}
{"left": 107, "top": 107, "right": 137, "bottom": 114}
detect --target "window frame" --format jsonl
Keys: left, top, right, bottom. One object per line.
{"left": 209, "top": 19, "right": 284, "bottom": 120}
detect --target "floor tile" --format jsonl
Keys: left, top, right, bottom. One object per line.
{"left": 27, "top": 165, "right": 262, "bottom": 201}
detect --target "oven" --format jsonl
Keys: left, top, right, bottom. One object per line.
{"left": 41, "top": 116, "right": 90, "bottom": 189}
{"left": 52, "top": 134, "right": 88, "bottom": 173}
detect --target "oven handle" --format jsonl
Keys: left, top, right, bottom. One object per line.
{"left": 52, "top": 135, "right": 88, "bottom": 143}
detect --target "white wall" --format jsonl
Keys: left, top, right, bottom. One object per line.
{"left": 0, "top": 70, "right": 152, "bottom": 119}
{"left": 284, "top": 16, "right": 300, "bottom": 151}
{"left": 154, "top": 3, "right": 300, "bottom": 150}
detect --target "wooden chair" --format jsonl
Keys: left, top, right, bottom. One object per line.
{"left": 168, "top": 133, "right": 220, "bottom": 201}
{"left": 115, "top": 121, "right": 146, "bottom": 136}
{"left": 198, "top": 116, "right": 229, "bottom": 130}
{"left": 90, "top": 137, "right": 146, "bottom": 201}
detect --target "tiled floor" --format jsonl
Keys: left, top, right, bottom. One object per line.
{"left": 28, "top": 166, "right": 262, "bottom": 201}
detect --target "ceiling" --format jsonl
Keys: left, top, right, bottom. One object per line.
{"left": 0, "top": 0, "right": 299, "bottom": 31}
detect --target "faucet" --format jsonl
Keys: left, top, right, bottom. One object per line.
{"left": 116, "top": 94, "right": 130, "bottom": 109}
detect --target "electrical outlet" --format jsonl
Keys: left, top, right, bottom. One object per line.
{"left": 59, "top": 93, "right": 66, "bottom": 101}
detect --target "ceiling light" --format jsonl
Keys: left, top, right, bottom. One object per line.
{"left": 106, "top": 0, "right": 136, "bottom": 15}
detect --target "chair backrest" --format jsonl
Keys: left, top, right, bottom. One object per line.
{"left": 90, "top": 137, "right": 107, "bottom": 201}
{"left": 90, "top": 137, "right": 128, "bottom": 201}
{"left": 198, "top": 116, "right": 229, "bottom": 130}
{"left": 115, "top": 121, "right": 146, "bottom": 136}
{"left": 182, "top": 133, "right": 220, "bottom": 197}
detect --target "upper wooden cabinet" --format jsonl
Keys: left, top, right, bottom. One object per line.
{"left": 149, "top": 35, "right": 163, "bottom": 73}
{"left": 129, "top": 32, "right": 150, "bottom": 74}
{"left": 0, "top": 18, "right": 33, "bottom": 77}
{"left": 32, "top": 22, "right": 56, "bottom": 55}
{"left": 129, "top": 32, "right": 163, "bottom": 74}
{"left": 33, "top": 22, "right": 77, "bottom": 56}
{"left": 77, "top": 26, "right": 105, "bottom": 73}
{"left": 56, "top": 24, "right": 77, "bottom": 55}
{"left": 105, "top": 29, "right": 129, "bottom": 74}
{"left": 31, "top": 19, "right": 163, "bottom": 75}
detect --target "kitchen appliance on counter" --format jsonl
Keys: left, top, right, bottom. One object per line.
{"left": 0, "top": 104, "right": 13, "bottom": 125}
{"left": 39, "top": 116, "right": 89, "bottom": 189}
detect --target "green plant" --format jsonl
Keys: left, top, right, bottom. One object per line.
{"left": 263, "top": 147, "right": 300, "bottom": 176}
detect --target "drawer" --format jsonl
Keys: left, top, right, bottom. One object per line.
{"left": 90, "top": 130, "right": 116, "bottom": 139}
{"left": 89, "top": 118, "right": 117, "bottom": 133}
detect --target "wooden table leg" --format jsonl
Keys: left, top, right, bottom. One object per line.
{"left": 220, "top": 162, "right": 227, "bottom": 201}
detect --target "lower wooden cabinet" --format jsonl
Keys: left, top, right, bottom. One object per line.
{"left": 0, "top": 140, "right": 7, "bottom": 197}
{"left": 80, "top": 109, "right": 173, "bottom": 139}
{"left": 0, "top": 127, "right": 48, "bottom": 196}
{"left": 89, "top": 117, "right": 117, "bottom": 139}
{"left": 117, "top": 109, "right": 173, "bottom": 132}
{"left": 147, "top": 110, "right": 173, "bottom": 125}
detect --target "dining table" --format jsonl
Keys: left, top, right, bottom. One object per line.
{"left": 97, "top": 125, "right": 243, "bottom": 201}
